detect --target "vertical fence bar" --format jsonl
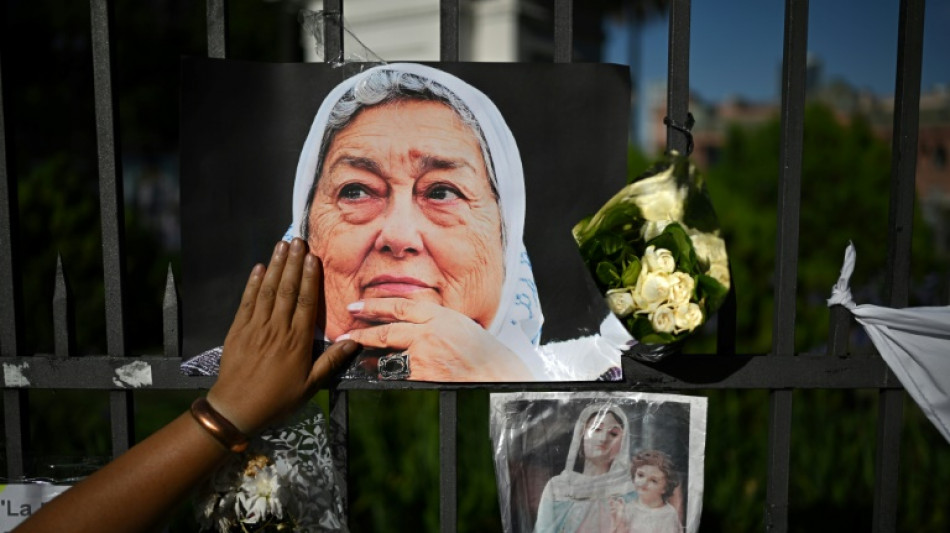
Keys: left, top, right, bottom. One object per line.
{"left": 163, "top": 266, "right": 181, "bottom": 358}
{"left": 90, "top": 0, "right": 134, "bottom": 456}
{"left": 553, "top": 0, "right": 572, "bottom": 63}
{"left": 329, "top": 389, "right": 349, "bottom": 512}
{"left": 0, "top": 3, "right": 30, "bottom": 481}
{"left": 207, "top": 0, "right": 228, "bottom": 59}
{"left": 439, "top": 7, "right": 459, "bottom": 529}
{"left": 874, "top": 0, "right": 925, "bottom": 530}
{"left": 439, "top": 390, "right": 458, "bottom": 533}
{"left": 440, "top": 0, "right": 460, "bottom": 62}
{"left": 53, "top": 255, "right": 75, "bottom": 358}
{"left": 324, "top": 0, "right": 343, "bottom": 63}
{"left": 321, "top": 0, "right": 349, "bottom": 518}
{"left": 767, "top": 1, "right": 808, "bottom": 531}
{"left": 666, "top": 0, "right": 691, "bottom": 154}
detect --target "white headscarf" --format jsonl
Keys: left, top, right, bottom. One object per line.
{"left": 548, "top": 403, "right": 636, "bottom": 500}
{"left": 286, "top": 63, "right": 546, "bottom": 377}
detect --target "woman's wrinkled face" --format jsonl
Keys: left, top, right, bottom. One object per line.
{"left": 633, "top": 464, "right": 668, "bottom": 506}
{"left": 582, "top": 412, "right": 624, "bottom": 465}
{"left": 307, "top": 100, "right": 504, "bottom": 341}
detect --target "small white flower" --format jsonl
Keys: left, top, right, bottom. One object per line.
{"left": 606, "top": 289, "right": 636, "bottom": 317}
{"left": 650, "top": 304, "right": 677, "bottom": 333}
{"left": 238, "top": 465, "right": 284, "bottom": 525}
{"left": 674, "top": 302, "right": 704, "bottom": 333}
{"left": 642, "top": 246, "right": 676, "bottom": 274}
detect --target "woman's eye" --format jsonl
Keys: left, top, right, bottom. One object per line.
{"left": 426, "top": 184, "right": 463, "bottom": 201}
{"left": 339, "top": 184, "right": 371, "bottom": 200}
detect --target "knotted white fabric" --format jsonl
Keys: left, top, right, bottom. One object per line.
{"left": 828, "top": 243, "right": 950, "bottom": 444}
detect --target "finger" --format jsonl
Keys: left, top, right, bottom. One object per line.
{"left": 233, "top": 263, "right": 265, "bottom": 328}
{"left": 273, "top": 238, "right": 307, "bottom": 322}
{"left": 254, "top": 240, "right": 290, "bottom": 320}
{"left": 342, "top": 322, "right": 416, "bottom": 350}
{"left": 292, "top": 252, "right": 322, "bottom": 335}
{"left": 347, "top": 298, "right": 439, "bottom": 324}
{"left": 306, "top": 339, "right": 360, "bottom": 392}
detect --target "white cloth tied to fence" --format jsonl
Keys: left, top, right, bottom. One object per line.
{"left": 827, "top": 243, "right": 950, "bottom": 444}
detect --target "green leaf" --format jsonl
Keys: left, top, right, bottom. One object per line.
{"left": 596, "top": 261, "right": 621, "bottom": 286}
{"left": 621, "top": 257, "right": 641, "bottom": 287}
{"left": 698, "top": 273, "right": 729, "bottom": 314}
{"left": 647, "top": 223, "right": 699, "bottom": 273}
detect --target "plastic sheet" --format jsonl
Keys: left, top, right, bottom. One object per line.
{"left": 828, "top": 243, "right": 950, "bottom": 444}
{"left": 490, "top": 391, "right": 707, "bottom": 532}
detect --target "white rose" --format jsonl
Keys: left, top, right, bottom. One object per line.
{"left": 674, "top": 302, "right": 704, "bottom": 333}
{"left": 668, "top": 272, "right": 695, "bottom": 305}
{"left": 627, "top": 167, "right": 687, "bottom": 221}
{"left": 707, "top": 262, "right": 731, "bottom": 290}
{"left": 690, "top": 232, "right": 728, "bottom": 265}
{"left": 642, "top": 220, "right": 672, "bottom": 241}
{"left": 633, "top": 271, "right": 672, "bottom": 313}
{"left": 605, "top": 289, "right": 635, "bottom": 317}
{"left": 643, "top": 245, "right": 676, "bottom": 274}
{"left": 650, "top": 304, "right": 676, "bottom": 333}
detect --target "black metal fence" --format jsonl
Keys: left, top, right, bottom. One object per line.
{"left": 0, "top": 0, "right": 930, "bottom": 531}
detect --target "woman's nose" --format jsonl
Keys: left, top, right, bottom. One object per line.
{"left": 374, "top": 196, "right": 424, "bottom": 257}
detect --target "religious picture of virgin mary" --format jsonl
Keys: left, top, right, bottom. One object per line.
{"left": 490, "top": 391, "right": 707, "bottom": 533}
{"left": 179, "top": 60, "right": 635, "bottom": 382}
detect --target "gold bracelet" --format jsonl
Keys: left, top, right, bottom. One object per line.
{"left": 190, "top": 397, "right": 249, "bottom": 453}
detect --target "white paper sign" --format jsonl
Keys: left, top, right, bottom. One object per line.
{"left": 0, "top": 484, "right": 70, "bottom": 531}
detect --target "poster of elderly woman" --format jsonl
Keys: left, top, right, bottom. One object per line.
{"left": 179, "top": 59, "right": 634, "bottom": 382}
{"left": 490, "top": 391, "right": 707, "bottom": 533}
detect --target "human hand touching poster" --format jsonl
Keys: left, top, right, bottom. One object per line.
{"left": 180, "top": 60, "right": 635, "bottom": 382}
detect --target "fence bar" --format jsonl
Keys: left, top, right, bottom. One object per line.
{"left": 440, "top": 391, "right": 458, "bottom": 533}
{"left": 0, "top": 353, "right": 897, "bottom": 390}
{"left": 207, "top": 0, "right": 228, "bottom": 59}
{"left": 440, "top": 0, "right": 460, "bottom": 61}
{"left": 0, "top": 21, "right": 29, "bottom": 479}
{"left": 163, "top": 266, "right": 181, "bottom": 358}
{"left": 437, "top": 8, "right": 460, "bottom": 532}
{"left": 53, "top": 255, "right": 75, "bottom": 358}
{"left": 553, "top": 0, "right": 572, "bottom": 63}
{"left": 873, "top": 0, "right": 925, "bottom": 530}
{"left": 90, "top": 0, "right": 134, "bottom": 456}
{"left": 766, "top": 1, "right": 809, "bottom": 531}
{"left": 665, "top": 0, "right": 691, "bottom": 154}
{"left": 329, "top": 389, "right": 349, "bottom": 512}
{"left": 323, "top": 0, "right": 343, "bottom": 63}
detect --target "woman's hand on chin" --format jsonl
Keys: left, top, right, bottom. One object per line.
{"left": 341, "top": 297, "right": 532, "bottom": 381}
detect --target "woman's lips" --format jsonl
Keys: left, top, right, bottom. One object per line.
{"left": 363, "top": 275, "right": 434, "bottom": 297}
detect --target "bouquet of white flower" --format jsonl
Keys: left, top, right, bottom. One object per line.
{"left": 573, "top": 151, "right": 730, "bottom": 353}
{"left": 195, "top": 404, "right": 346, "bottom": 532}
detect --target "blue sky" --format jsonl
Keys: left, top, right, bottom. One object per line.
{"left": 604, "top": 0, "right": 950, "bottom": 146}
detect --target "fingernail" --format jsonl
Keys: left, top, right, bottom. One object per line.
{"left": 304, "top": 253, "right": 317, "bottom": 269}
{"left": 339, "top": 339, "right": 359, "bottom": 355}
{"left": 251, "top": 263, "right": 265, "bottom": 277}
{"left": 335, "top": 333, "right": 351, "bottom": 342}
{"left": 346, "top": 301, "right": 364, "bottom": 313}
{"left": 290, "top": 238, "right": 304, "bottom": 253}
{"left": 274, "top": 240, "right": 289, "bottom": 257}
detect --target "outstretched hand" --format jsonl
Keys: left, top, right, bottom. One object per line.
{"left": 208, "top": 238, "right": 358, "bottom": 435}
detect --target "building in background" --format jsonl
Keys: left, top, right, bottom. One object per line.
{"left": 647, "top": 58, "right": 950, "bottom": 256}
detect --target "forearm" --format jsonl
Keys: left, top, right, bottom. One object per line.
{"left": 16, "top": 410, "right": 230, "bottom": 533}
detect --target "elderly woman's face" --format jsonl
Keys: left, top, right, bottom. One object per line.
{"left": 582, "top": 412, "right": 624, "bottom": 465}
{"left": 307, "top": 100, "right": 504, "bottom": 340}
